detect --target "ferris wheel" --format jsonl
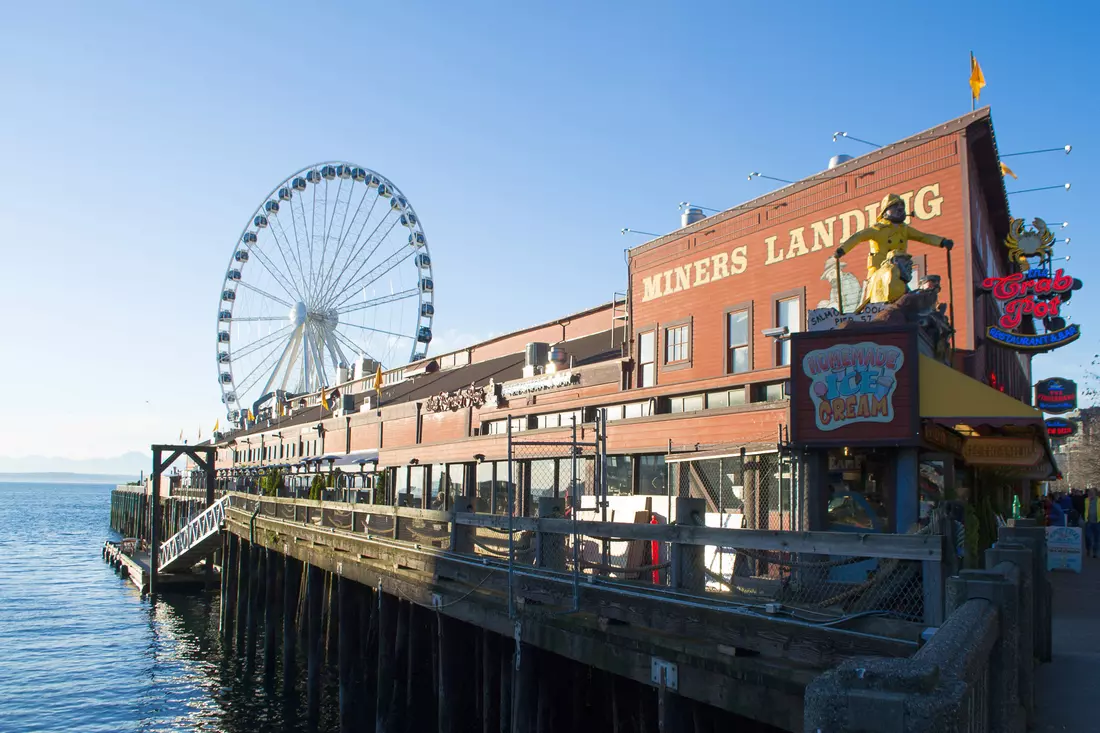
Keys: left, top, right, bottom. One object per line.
{"left": 216, "top": 162, "right": 434, "bottom": 426}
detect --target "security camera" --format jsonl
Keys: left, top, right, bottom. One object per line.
{"left": 761, "top": 326, "right": 790, "bottom": 339}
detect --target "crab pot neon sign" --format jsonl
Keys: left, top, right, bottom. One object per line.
{"left": 981, "top": 268, "right": 1081, "bottom": 352}
{"left": 1046, "top": 417, "right": 1076, "bottom": 439}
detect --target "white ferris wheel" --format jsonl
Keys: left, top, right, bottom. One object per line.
{"left": 216, "top": 162, "right": 434, "bottom": 426}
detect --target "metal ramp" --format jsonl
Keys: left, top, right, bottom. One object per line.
{"left": 158, "top": 496, "right": 229, "bottom": 573}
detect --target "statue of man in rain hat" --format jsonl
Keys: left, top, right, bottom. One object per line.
{"left": 835, "top": 193, "right": 954, "bottom": 309}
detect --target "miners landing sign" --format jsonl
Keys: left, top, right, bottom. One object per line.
{"left": 790, "top": 327, "right": 920, "bottom": 447}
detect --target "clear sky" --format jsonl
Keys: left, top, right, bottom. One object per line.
{"left": 1, "top": 0, "right": 1095, "bottom": 463}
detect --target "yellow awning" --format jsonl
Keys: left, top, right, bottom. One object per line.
{"left": 918, "top": 355, "right": 1043, "bottom": 426}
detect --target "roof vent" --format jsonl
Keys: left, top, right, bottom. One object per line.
{"left": 828, "top": 154, "right": 853, "bottom": 170}
{"left": 681, "top": 206, "right": 705, "bottom": 227}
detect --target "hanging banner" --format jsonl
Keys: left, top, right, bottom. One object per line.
{"left": 1045, "top": 417, "right": 1076, "bottom": 439}
{"left": 981, "top": 269, "right": 1081, "bottom": 352}
{"left": 1034, "top": 378, "right": 1078, "bottom": 414}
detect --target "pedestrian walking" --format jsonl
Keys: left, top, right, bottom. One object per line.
{"left": 1084, "top": 488, "right": 1100, "bottom": 559}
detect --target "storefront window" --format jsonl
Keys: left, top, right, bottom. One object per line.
{"left": 431, "top": 463, "right": 447, "bottom": 510}
{"left": 407, "top": 465, "right": 426, "bottom": 508}
{"left": 393, "top": 466, "right": 408, "bottom": 506}
{"left": 477, "top": 462, "right": 494, "bottom": 511}
{"left": 493, "top": 461, "right": 511, "bottom": 514}
{"left": 824, "top": 449, "right": 889, "bottom": 532}
{"left": 607, "top": 455, "right": 633, "bottom": 496}
{"left": 637, "top": 455, "right": 667, "bottom": 495}
{"left": 448, "top": 464, "right": 467, "bottom": 509}
{"left": 530, "top": 459, "right": 555, "bottom": 506}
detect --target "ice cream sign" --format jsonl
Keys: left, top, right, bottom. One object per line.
{"left": 802, "top": 342, "right": 904, "bottom": 431}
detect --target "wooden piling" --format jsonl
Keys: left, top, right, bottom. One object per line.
{"left": 481, "top": 630, "right": 500, "bottom": 733}
{"left": 360, "top": 583, "right": 378, "bottom": 727}
{"left": 263, "top": 547, "right": 278, "bottom": 682}
{"left": 245, "top": 542, "right": 261, "bottom": 671}
{"left": 375, "top": 589, "right": 397, "bottom": 732}
{"left": 235, "top": 538, "right": 250, "bottom": 654}
{"left": 338, "top": 575, "right": 359, "bottom": 733}
{"left": 406, "top": 603, "right": 435, "bottom": 733}
{"left": 220, "top": 531, "right": 236, "bottom": 641}
{"left": 387, "top": 599, "right": 409, "bottom": 731}
{"left": 306, "top": 563, "right": 324, "bottom": 726}
{"left": 499, "top": 636, "right": 512, "bottom": 733}
{"left": 281, "top": 553, "right": 299, "bottom": 697}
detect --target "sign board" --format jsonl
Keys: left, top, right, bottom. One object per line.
{"left": 1045, "top": 417, "right": 1076, "bottom": 439}
{"left": 808, "top": 303, "right": 890, "bottom": 332}
{"left": 1034, "top": 378, "right": 1077, "bottom": 414}
{"left": 981, "top": 269, "right": 1081, "bottom": 352}
{"left": 961, "top": 437, "right": 1044, "bottom": 467}
{"left": 1046, "top": 525, "right": 1082, "bottom": 573}
{"left": 790, "top": 326, "right": 919, "bottom": 447}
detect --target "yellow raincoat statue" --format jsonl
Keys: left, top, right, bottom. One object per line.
{"left": 835, "top": 193, "right": 954, "bottom": 309}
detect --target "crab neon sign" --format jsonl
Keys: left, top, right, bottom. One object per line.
{"left": 981, "top": 268, "right": 1081, "bottom": 352}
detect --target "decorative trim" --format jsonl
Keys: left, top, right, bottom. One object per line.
{"left": 425, "top": 383, "right": 487, "bottom": 413}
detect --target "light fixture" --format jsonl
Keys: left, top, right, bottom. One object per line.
{"left": 1006, "top": 183, "right": 1071, "bottom": 195}
{"left": 474, "top": 453, "right": 486, "bottom": 464}
{"left": 761, "top": 326, "right": 790, "bottom": 339}
{"left": 620, "top": 227, "right": 660, "bottom": 237}
{"left": 409, "top": 457, "right": 420, "bottom": 465}
{"left": 832, "top": 131, "right": 880, "bottom": 148}
{"left": 1000, "top": 145, "right": 1072, "bottom": 158}
{"left": 747, "top": 172, "right": 793, "bottom": 184}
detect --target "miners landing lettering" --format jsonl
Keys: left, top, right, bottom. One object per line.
{"left": 802, "top": 342, "right": 904, "bottom": 431}
{"left": 981, "top": 268, "right": 1074, "bottom": 329}
{"left": 639, "top": 183, "right": 944, "bottom": 303}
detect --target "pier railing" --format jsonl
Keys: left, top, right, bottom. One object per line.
{"left": 226, "top": 492, "right": 945, "bottom": 625}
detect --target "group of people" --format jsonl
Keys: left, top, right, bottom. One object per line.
{"left": 1038, "top": 488, "right": 1100, "bottom": 558}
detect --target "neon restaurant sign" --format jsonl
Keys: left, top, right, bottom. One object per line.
{"left": 1034, "top": 378, "right": 1077, "bottom": 414}
{"left": 1046, "top": 417, "right": 1076, "bottom": 439}
{"left": 980, "top": 269, "right": 1081, "bottom": 351}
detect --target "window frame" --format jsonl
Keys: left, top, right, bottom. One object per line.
{"left": 661, "top": 317, "right": 692, "bottom": 370}
{"left": 770, "top": 287, "right": 805, "bottom": 367}
{"left": 723, "top": 301, "right": 754, "bottom": 375}
{"left": 635, "top": 325, "right": 658, "bottom": 387}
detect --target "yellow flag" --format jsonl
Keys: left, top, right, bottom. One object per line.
{"left": 213, "top": 418, "right": 220, "bottom": 433}
{"left": 179, "top": 429, "right": 183, "bottom": 441}
{"left": 969, "top": 53, "right": 986, "bottom": 102}
{"left": 247, "top": 408, "right": 255, "bottom": 422}
{"left": 373, "top": 365, "right": 384, "bottom": 393}
{"left": 321, "top": 388, "right": 330, "bottom": 410}
{"left": 999, "top": 161, "right": 1017, "bottom": 179}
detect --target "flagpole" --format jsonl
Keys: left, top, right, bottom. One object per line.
{"left": 970, "top": 52, "right": 975, "bottom": 112}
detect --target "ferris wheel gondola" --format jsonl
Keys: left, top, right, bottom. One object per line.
{"left": 216, "top": 162, "right": 434, "bottom": 426}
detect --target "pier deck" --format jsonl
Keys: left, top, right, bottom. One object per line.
{"left": 102, "top": 541, "right": 213, "bottom": 593}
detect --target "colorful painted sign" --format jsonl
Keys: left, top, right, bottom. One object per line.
{"left": 1035, "top": 378, "right": 1077, "bottom": 414}
{"left": 1046, "top": 525, "right": 1082, "bottom": 573}
{"left": 1045, "top": 417, "right": 1076, "bottom": 439}
{"left": 981, "top": 269, "right": 1081, "bottom": 352}
{"left": 790, "top": 327, "right": 919, "bottom": 447}
{"left": 802, "top": 342, "right": 904, "bottom": 431}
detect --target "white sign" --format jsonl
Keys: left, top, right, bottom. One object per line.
{"left": 802, "top": 342, "right": 904, "bottom": 431}
{"left": 1046, "top": 525, "right": 1082, "bottom": 573}
{"left": 808, "top": 303, "right": 890, "bottom": 332}
{"left": 500, "top": 371, "right": 578, "bottom": 398}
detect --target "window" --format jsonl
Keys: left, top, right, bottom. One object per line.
{"left": 406, "top": 465, "right": 426, "bottom": 507}
{"left": 638, "top": 330, "right": 656, "bottom": 387}
{"left": 775, "top": 296, "right": 802, "bottom": 366}
{"left": 535, "top": 410, "right": 583, "bottom": 430}
{"left": 664, "top": 323, "right": 689, "bottom": 364}
{"left": 447, "top": 464, "right": 467, "bottom": 510}
{"left": 493, "top": 461, "right": 511, "bottom": 514}
{"left": 476, "top": 462, "right": 494, "bottom": 511}
{"left": 393, "top": 466, "right": 409, "bottom": 506}
{"left": 431, "top": 463, "right": 446, "bottom": 509}
{"left": 727, "top": 308, "right": 750, "bottom": 373}
{"left": 557, "top": 457, "right": 592, "bottom": 503}
{"left": 667, "top": 394, "right": 704, "bottom": 414}
{"left": 637, "top": 455, "right": 667, "bottom": 495}
{"left": 603, "top": 401, "right": 652, "bottom": 422}
{"left": 606, "top": 455, "right": 633, "bottom": 496}
{"left": 486, "top": 418, "right": 527, "bottom": 435}
{"left": 751, "top": 382, "right": 787, "bottom": 403}
{"left": 530, "top": 459, "right": 556, "bottom": 504}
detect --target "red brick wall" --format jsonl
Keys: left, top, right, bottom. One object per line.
{"left": 349, "top": 425, "right": 379, "bottom": 452}
{"left": 420, "top": 409, "right": 469, "bottom": 444}
{"left": 629, "top": 135, "right": 968, "bottom": 390}
{"left": 381, "top": 415, "right": 418, "bottom": 449}
{"left": 606, "top": 406, "right": 788, "bottom": 454}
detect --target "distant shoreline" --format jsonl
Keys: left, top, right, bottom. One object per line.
{"left": 0, "top": 472, "right": 140, "bottom": 485}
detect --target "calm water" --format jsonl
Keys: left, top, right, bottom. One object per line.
{"left": 0, "top": 482, "right": 327, "bottom": 733}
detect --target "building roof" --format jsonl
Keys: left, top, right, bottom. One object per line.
{"left": 627, "top": 107, "right": 1006, "bottom": 258}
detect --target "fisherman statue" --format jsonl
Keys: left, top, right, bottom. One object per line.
{"left": 835, "top": 193, "right": 953, "bottom": 312}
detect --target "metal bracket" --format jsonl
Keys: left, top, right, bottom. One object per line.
{"left": 651, "top": 657, "right": 678, "bottom": 691}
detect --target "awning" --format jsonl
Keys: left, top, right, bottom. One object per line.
{"left": 332, "top": 450, "right": 379, "bottom": 468}
{"left": 918, "top": 355, "right": 1043, "bottom": 428}
{"left": 918, "top": 355, "right": 1056, "bottom": 479}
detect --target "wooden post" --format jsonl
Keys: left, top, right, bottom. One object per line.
{"left": 150, "top": 448, "right": 161, "bottom": 595}
{"left": 235, "top": 538, "right": 250, "bottom": 654}
{"left": 498, "top": 636, "right": 512, "bottom": 733}
{"left": 245, "top": 543, "right": 262, "bottom": 672}
{"left": 204, "top": 449, "right": 216, "bottom": 589}
{"left": 306, "top": 563, "right": 324, "bottom": 726}
{"left": 407, "top": 603, "right": 435, "bottom": 733}
{"left": 387, "top": 600, "right": 409, "bottom": 731}
{"left": 326, "top": 572, "right": 339, "bottom": 664}
{"left": 438, "top": 613, "right": 459, "bottom": 733}
{"left": 481, "top": 630, "right": 499, "bottom": 733}
{"left": 671, "top": 497, "right": 706, "bottom": 594}
{"left": 263, "top": 547, "right": 278, "bottom": 682}
{"left": 512, "top": 642, "right": 537, "bottom": 733}
{"left": 338, "top": 575, "right": 358, "bottom": 733}
{"left": 535, "top": 497, "right": 566, "bottom": 570}
{"left": 375, "top": 590, "right": 397, "bottom": 732}
{"left": 282, "top": 553, "right": 299, "bottom": 697}
{"left": 360, "top": 583, "right": 378, "bottom": 727}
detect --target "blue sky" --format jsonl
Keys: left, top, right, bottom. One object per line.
{"left": 0, "top": 0, "right": 1094, "bottom": 461}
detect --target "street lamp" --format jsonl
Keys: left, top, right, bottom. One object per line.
{"left": 747, "top": 171, "right": 793, "bottom": 184}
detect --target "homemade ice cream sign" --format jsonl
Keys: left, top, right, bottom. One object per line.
{"left": 790, "top": 327, "right": 920, "bottom": 447}
{"left": 803, "top": 342, "right": 904, "bottom": 430}
{"left": 1034, "top": 378, "right": 1077, "bottom": 414}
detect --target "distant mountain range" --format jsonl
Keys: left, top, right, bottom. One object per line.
{"left": 0, "top": 472, "right": 141, "bottom": 485}
{"left": 0, "top": 451, "right": 150, "bottom": 477}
